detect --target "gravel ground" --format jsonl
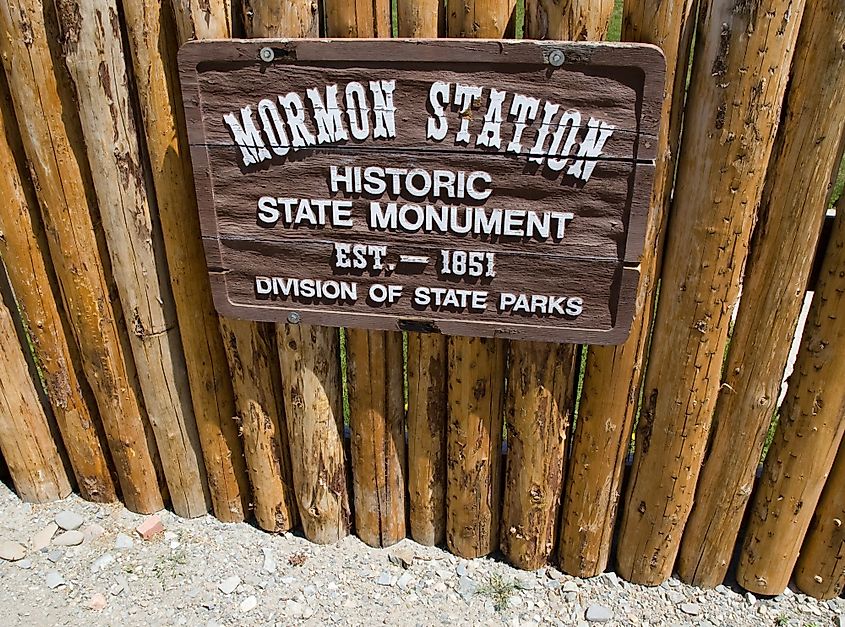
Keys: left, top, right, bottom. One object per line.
{"left": 0, "top": 482, "right": 842, "bottom": 627}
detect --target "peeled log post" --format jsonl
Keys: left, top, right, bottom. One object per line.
{"left": 166, "top": 0, "right": 250, "bottom": 522}
{"left": 561, "top": 0, "right": 696, "bottom": 579}
{"left": 678, "top": 0, "right": 845, "bottom": 588}
{"left": 278, "top": 324, "right": 350, "bottom": 543}
{"left": 501, "top": 342, "right": 576, "bottom": 569}
{"left": 0, "top": 0, "right": 163, "bottom": 514}
{"left": 447, "top": 0, "right": 516, "bottom": 37}
{"left": 615, "top": 0, "right": 806, "bottom": 585}
{"left": 345, "top": 330, "right": 407, "bottom": 547}
{"left": 242, "top": 0, "right": 319, "bottom": 35}
{"left": 443, "top": 0, "right": 513, "bottom": 561}
{"left": 324, "top": 0, "right": 391, "bottom": 38}
{"left": 324, "top": 0, "right": 407, "bottom": 549}
{"left": 0, "top": 266, "right": 72, "bottom": 503}
{"left": 396, "top": 0, "right": 447, "bottom": 547}
{"left": 447, "top": 337, "right": 507, "bottom": 557}
{"left": 794, "top": 438, "right": 845, "bottom": 600}
{"left": 525, "top": 0, "right": 614, "bottom": 41}
{"left": 397, "top": 0, "right": 444, "bottom": 38}
{"left": 221, "top": 319, "right": 298, "bottom": 532}
{"left": 500, "top": 0, "right": 611, "bottom": 572}
{"left": 56, "top": 0, "right": 209, "bottom": 519}
{"left": 0, "top": 70, "right": 115, "bottom": 503}
{"left": 736, "top": 198, "right": 845, "bottom": 595}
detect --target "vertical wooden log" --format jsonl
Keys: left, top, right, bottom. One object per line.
{"left": 397, "top": 0, "right": 444, "bottom": 37}
{"left": 736, "top": 196, "right": 845, "bottom": 595}
{"left": 0, "top": 69, "right": 115, "bottom": 502}
{"left": 444, "top": 0, "right": 513, "bottom": 561}
{"left": 278, "top": 324, "right": 350, "bottom": 543}
{"left": 447, "top": 337, "right": 506, "bottom": 557}
{"left": 525, "top": 0, "right": 614, "bottom": 40}
{"left": 499, "top": 1, "right": 610, "bottom": 572}
{"left": 55, "top": 0, "right": 210, "bottom": 519}
{"left": 324, "top": 0, "right": 406, "bottom": 549}
{"left": 397, "top": 0, "right": 446, "bottom": 547}
{"left": 324, "top": 0, "right": 391, "bottom": 37}
{"left": 220, "top": 0, "right": 322, "bottom": 534}
{"left": 0, "top": 266, "right": 72, "bottom": 503}
{"left": 615, "top": 0, "right": 805, "bottom": 586}
{"left": 678, "top": 0, "right": 845, "bottom": 588}
{"left": 0, "top": 0, "right": 163, "bottom": 514}
{"left": 447, "top": 0, "right": 516, "bottom": 37}
{"left": 501, "top": 342, "right": 576, "bottom": 569}
{"left": 561, "top": 0, "right": 696, "bottom": 578}
{"left": 221, "top": 319, "right": 298, "bottom": 531}
{"left": 794, "top": 438, "right": 845, "bottom": 600}
{"left": 345, "top": 330, "right": 407, "bottom": 547}
{"left": 132, "top": 0, "right": 250, "bottom": 522}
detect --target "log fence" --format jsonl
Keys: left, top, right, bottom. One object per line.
{"left": 0, "top": 0, "right": 843, "bottom": 601}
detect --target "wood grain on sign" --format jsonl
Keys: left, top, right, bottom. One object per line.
{"left": 179, "top": 39, "right": 664, "bottom": 344}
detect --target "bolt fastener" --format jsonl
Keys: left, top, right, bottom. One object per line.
{"left": 287, "top": 312, "right": 301, "bottom": 324}
{"left": 548, "top": 49, "right": 565, "bottom": 67}
{"left": 259, "top": 47, "right": 275, "bottom": 62}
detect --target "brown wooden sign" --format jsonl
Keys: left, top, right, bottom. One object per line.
{"left": 179, "top": 39, "right": 664, "bottom": 344}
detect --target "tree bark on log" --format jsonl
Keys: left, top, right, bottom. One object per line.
{"left": 324, "top": 0, "right": 407, "bottom": 549}
{"left": 396, "top": 0, "right": 447, "bottom": 548}
{"left": 737, "top": 197, "right": 845, "bottom": 595}
{"left": 679, "top": 0, "right": 845, "bottom": 588}
{"left": 0, "top": 266, "right": 72, "bottom": 503}
{"left": 0, "top": 0, "right": 163, "bottom": 514}
{"left": 794, "top": 437, "right": 845, "bottom": 600}
{"left": 55, "top": 0, "right": 210, "bottom": 519}
{"left": 144, "top": 0, "right": 253, "bottom": 522}
{"left": 443, "top": 0, "right": 513, "bottom": 560}
{"left": 447, "top": 336, "right": 507, "bottom": 558}
{"left": 345, "top": 329, "right": 407, "bottom": 547}
{"left": 446, "top": 0, "right": 516, "bottom": 37}
{"left": 0, "top": 69, "right": 115, "bottom": 503}
{"left": 278, "top": 324, "right": 350, "bottom": 543}
{"left": 499, "top": 0, "right": 611, "bottom": 572}
{"left": 501, "top": 342, "right": 576, "bottom": 569}
{"left": 616, "top": 0, "right": 805, "bottom": 585}
{"left": 561, "top": 0, "right": 696, "bottom": 579}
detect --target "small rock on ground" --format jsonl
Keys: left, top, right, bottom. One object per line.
{"left": 0, "top": 540, "right": 26, "bottom": 561}
{"left": 55, "top": 511, "right": 84, "bottom": 531}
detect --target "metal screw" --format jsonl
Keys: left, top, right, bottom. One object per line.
{"left": 287, "top": 312, "right": 301, "bottom": 324}
{"left": 548, "top": 49, "right": 565, "bottom": 67}
{"left": 259, "top": 47, "right": 275, "bottom": 62}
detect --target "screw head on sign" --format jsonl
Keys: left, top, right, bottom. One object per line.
{"left": 548, "top": 49, "right": 565, "bottom": 67}
{"left": 287, "top": 312, "right": 301, "bottom": 324}
{"left": 259, "top": 47, "right": 274, "bottom": 62}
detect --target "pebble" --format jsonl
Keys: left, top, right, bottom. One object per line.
{"left": 388, "top": 546, "right": 415, "bottom": 569}
{"left": 457, "top": 576, "right": 479, "bottom": 597}
{"left": 53, "top": 530, "right": 84, "bottom": 547}
{"left": 218, "top": 575, "right": 241, "bottom": 595}
{"left": 561, "top": 581, "right": 579, "bottom": 593}
{"left": 0, "top": 540, "right": 26, "bottom": 561}
{"left": 115, "top": 533, "right": 134, "bottom": 550}
{"left": 239, "top": 595, "right": 257, "bottom": 613}
{"left": 396, "top": 572, "right": 414, "bottom": 590}
{"left": 745, "top": 592, "right": 757, "bottom": 605}
{"left": 136, "top": 515, "right": 164, "bottom": 541}
{"left": 30, "top": 523, "right": 58, "bottom": 551}
{"left": 47, "top": 549, "right": 64, "bottom": 563}
{"left": 585, "top": 605, "right": 613, "bottom": 623}
{"left": 83, "top": 523, "right": 105, "bottom": 543}
{"left": 715, "top": 584, "right": 731, "bottom": 596}
{"left": 376, "top": 571, "right": 393, "bottom": 586}
{"left": 45, "top": 571, "right": 65, "bottom": 589}
{"left": 89, "top": 593, "right": 107, "bottom": 611}
{"left": 261, "top": 547, "right": 276, "bottom": 574}
{"left": 544, "top": 579, "right": 561, "bottom": 591}
{"left": 679, "top": 603, "right": 701, "bottom": 616}
{"left": 55, "top": 511, "right": 85, "bottom": 531}
{"left": 91, "top": 553, "right": 115, "bottom": 573}
{"left": 110, "top": 576, "right": 128, "bottom": 596}
{"left": 16, "top": 558, "right": 33, "bottom": 569}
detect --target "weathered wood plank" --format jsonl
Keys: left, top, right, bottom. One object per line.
{"left": 447, "top": 0, "right": 516, "bottom": 38}
{"left": 616, "top": 0, "right": 806, "bottom": 585}
{"left": 679, "top": 0, "right": 845, "bottom": 588}
{"left": 0, "top": 68, "right": 115, "bottom": 503}
{"left": 0, "top": 0, "right": 163, "bottom": 514}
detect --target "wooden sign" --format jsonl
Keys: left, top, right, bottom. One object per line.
{"left": 179, "top": 39, "right": 664, "bottom": 344}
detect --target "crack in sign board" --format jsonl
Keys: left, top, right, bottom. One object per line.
{"left": 178, "top": 39, "right": 665, "bottom": 344}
